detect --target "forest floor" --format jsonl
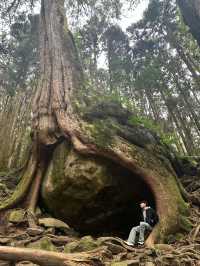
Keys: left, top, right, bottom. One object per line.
{"left": 0, "top": 173, "right": 200, "bottom": 266}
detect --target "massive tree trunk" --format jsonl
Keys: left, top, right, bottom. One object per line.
{"left": 0, "top": 0, "right": 191, "bottom": 248}
{"left": 177, "top": 0, "right": 200, "bottom": 47}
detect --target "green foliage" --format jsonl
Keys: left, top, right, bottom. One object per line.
{"left": 128, "top": 115, "right": 179, "bottom": 147}
{"left": 129, "top": 115, "right": 158, "bottom": 130}
{"left": 0, "top": 12, "right": 39, "bottom": 95}
{"left": 89, "top": 118, "right": 117, "bottom": 148}
{"left": 160, "top": 133, "right": 179, "bottom": 146}
{"left": 0, "top": 0, "right": 200, "bottom": 156}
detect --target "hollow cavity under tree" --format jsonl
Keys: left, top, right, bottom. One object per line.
{"left": 0, "top": 0, "right": 192, "bottom": 247}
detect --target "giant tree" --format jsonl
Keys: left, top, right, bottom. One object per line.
{"left": 0, "top": 0, "right": 193, "bottom": 256}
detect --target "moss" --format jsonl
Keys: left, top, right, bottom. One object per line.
{"left": 50, "top": 140, "right": 70, "bottom": 187}
{"left": 64, "top": 236, "right": 98, "bottom": 253}
{"left": 175, "top": 233, "right": 184, "bottom": 241}
{"left": 88, "top": 118, "right": 117, "bottom": 148}
{"left": 16, "top": 129, "right": 32, "bottom": 169}
{"left": 179, "top": 215, "right": 193, "bottom": 232}
{"left": 165, "top": 232, "right": 185, "bottom": 244}
{"left": 0, "top": 160, "right": 36, "bottom": 210}
{"left": 64, "top": 241, "right": 79, "bottom": 253}
{"left": 178, "top": 201, "right": 190, "bottom": 217}
{"left": 181, "top": 157, "right": 198, "bottom": 167}
{"left": 42, "top": 147, "right": 115, "bottom": 223}
{"left": 8, "top": 209, "right": 26, "bottom": 223}
{"left": 0, "top": 183, "right": 11, "bottom": 196}
{"left": 27, "top": 237, "right": 57, "bottom": 251}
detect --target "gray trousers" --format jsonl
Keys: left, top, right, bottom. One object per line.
{"left": 127, "top": 222, "right": 152, "bottom": 244}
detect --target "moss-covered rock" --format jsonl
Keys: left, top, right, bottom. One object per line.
{"left": 41, "top": 141, "right": 157, "bottom": 235}
{"left": 27, "top": 237, "right": 57, "bottom": 252}
{"left": 8, "top": 209, "right": 26, "bottom": 224}
{"left": 64, "top": 235, "right": 98, "bottom": 253}
{"left": 64, "top": 241, "right": 79, "bottom": 253}
{"left": 41, "top": 102, "right": 190, "bottom": 243}
{"left": 42, "top": 141, "right": 116, "bottom": 225}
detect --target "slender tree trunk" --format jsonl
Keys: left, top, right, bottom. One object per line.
{"left": 107, "top": 38, "right": 114, "bottom": 92}
{"left": 166, "top": 25, "right": 200, "bottom": 87}
{"left": 177, "top": 0, "right": 200, "bottom": 47}
{"left": 159, "top": 84, "right": 193, "bottom": 154}
{"left": 144, "top": 89, "right": 160, "bottom": 121}
{"left": 169, "top": 68, "right": 200, "bottom": 134}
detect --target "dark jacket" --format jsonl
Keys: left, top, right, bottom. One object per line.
{"left": 141, "top": 207, "right": 159, "bottom": 227}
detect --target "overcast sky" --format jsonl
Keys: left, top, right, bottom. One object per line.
{"left": 98, "top": 0, "right": 149, "bottom": 68}
{"left": 119, "top": 0, "right": 149, "bottom": 31}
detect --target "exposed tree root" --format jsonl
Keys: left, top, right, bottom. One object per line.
{"left": 0, "top": 246, "right": 109, "bottom": 266}
{"left": 0, "top": 155, "right": 37, "bottom": 212}
{"left": 0, "top": 152, "right": 46, "bottom": 230}
{"left": 192, "top": 224, "right": 200, "bottom": 241}
{"left": 93, "top": 237, "right": 138, "bottom": 252}
{"left": 175, "top": 174, "right": 200, "bottom": 207}
{"left": 0, "top": 201, "right": 199, "bottom": 266}
{"left": 0, "top": 144, "right": 48, "bottom": 227}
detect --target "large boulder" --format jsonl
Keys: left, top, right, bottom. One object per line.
{"left": 41, "top": 141, "right": 154, "bottom": 235}
{"left": 41, "top": 103, "right": 190, "bottom": 242}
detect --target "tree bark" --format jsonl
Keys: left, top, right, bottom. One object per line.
{"left": 177, "top": 0, "right": 200, "bottom": 47}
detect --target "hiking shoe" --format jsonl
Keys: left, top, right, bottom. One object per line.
{"left": 124, "top": 241, "right": 134, "bottom": 246}
{"left": 137, "top": 241, "right": 144, "bottom": 246}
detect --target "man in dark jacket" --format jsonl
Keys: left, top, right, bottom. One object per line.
{"left": 124, "top": 200, "right": 159, "bottom": 246}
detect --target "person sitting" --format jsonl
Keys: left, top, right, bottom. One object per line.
{"left": 124, "top": 200, "right": 159, "bottom": 246}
